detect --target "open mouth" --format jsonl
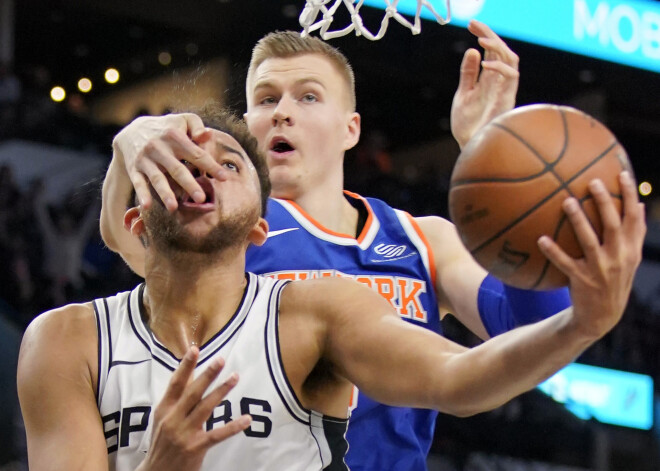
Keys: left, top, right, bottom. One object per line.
{"left": 178, "top": 178, "right": 215, "bottom": 209}
{"left": 270, "top": 137, "right": 295, "bottom": 154}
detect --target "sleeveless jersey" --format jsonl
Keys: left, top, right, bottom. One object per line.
{"left": 246, "top": 192, "right": 442, "bottom": 471}
{"left": 93, "top": 273, "right": 349, "bottom": 471}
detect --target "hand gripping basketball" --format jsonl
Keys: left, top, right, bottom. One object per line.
{"left": 449, "top": 104, "right": 636, "bottom": 290}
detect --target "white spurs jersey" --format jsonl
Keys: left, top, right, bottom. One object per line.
{"left": 93, "top": 273, "right": 349, "bottom": 471}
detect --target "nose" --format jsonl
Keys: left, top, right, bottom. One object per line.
{"left": 189, "top": 165, "right": 209, "bottom": 179}
{"left": 271, "top": 96, "right": 294, "bottom": 126}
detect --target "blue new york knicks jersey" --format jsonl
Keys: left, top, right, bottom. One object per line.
{"left": 246, "top": 191, "right": 442, "bottom": 471}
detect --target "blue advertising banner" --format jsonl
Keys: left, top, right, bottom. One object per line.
{"left": 538, "top": 363, "right": 654, "bottom": 430}
{"left": 362, "top": 0, "right": 660, "bottom": 73}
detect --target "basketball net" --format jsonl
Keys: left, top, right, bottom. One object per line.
{"left": 299, "top": 0, "right": 451, "bottom": 40}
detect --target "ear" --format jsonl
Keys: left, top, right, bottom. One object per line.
{"left": 247, "top": 217, "right": 269, "bottom": 247}
{"left": 124, "top": 206, "right": 145, "bottom": 238}
{"left": 343, "top": 112, "right": 361, "bottom": 151}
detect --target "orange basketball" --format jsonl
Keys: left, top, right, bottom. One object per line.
{"left": 448, "top": 104, "right": 633, "bottom": 290}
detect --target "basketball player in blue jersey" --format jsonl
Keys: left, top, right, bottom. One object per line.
{"left": 102, "top": 22, "right": 577, "bottom": 469}
{"left": 20, "top": 107, "right": 645, "bottom": 471}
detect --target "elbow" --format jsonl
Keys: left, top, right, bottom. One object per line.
{"left": 438, "top": 398, "right": 484, "bottom": 418}
{"left": 432, "top": 381, "right": 508, "bottom": 418}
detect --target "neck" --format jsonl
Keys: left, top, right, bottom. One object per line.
{"left": 142, "top": 247, "right": 248, "bottom": 357}
{"left": 286, "top": 176, "right": 359, "bottom": 237}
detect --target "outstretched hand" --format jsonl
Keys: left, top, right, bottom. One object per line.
{"left": 137, "top": 347, "right": 251, "bottom": 471}
{"left": 451, "top": 20, "right": 519, "bottom": 149}
{"left": 538, "top": 172, "right": 646, "bottom": 339}
{"left": 112, "top": 113, "right": 222, "bottom": 211}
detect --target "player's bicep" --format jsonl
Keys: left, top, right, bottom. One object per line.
{"left": 416, "top": 216, "right": 490, "bottom": 339}
{"left": 18, "top": 306, "right": 108, "bottom": 471}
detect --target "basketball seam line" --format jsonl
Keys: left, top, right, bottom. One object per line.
{"left": 469, "top": 140, "right": 620, "bottom": 258}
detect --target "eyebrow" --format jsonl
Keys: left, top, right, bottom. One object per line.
{"left": 216, "top": 142, "right": 247, "bottom": 163}
{"left": 253, "top": 77, "right": 326, "bottom": 93}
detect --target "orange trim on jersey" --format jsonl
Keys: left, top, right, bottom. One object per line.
{"left": 343, "top": 191, "right": 375, "bottom": 245}
{"left": 404, "top": 213, "right": 438, "bottom": 288}
{"left": 281, "top": 191, "right": 375, "bottom": 242}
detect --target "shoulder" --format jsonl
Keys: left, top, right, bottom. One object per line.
{"left": 18, "top": 302, "right": 98, "bottom": 395}
{"left": 414, "top": 215, "right": 467, "bottom": 254}
{"left": 414, "top": 215, "right": 456, "bottom": 237}
{"left": 22, "top": 302, "right": 97, "bottom": 347}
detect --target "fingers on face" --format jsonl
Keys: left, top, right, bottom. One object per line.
{"left": 130, "top": 172, "right": 152, "bottom": 209}
{"left": 139, "top": 127, "right": 223, "bottom": 208}
{"left": 162, "top": 128, "right": 223, "bottom": 178}
{"left": 181, "top": 113, "right": 207, "bottom": 140}
{"left": 139, "top": 159, "right": 179, "bottom": 211}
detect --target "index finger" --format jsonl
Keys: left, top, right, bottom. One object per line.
{"left": 158, "top": 128, "right": 224, "bottom": 194}
{"left": 161, "top": 347, "right": 200, "bottom": 405}
{"left": 469, "top": 20, "right": 519, "bottom": 67}
{"left": 178, "top": 113, "right": 208, "bottom": 141}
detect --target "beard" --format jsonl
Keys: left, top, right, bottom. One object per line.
{"left": 142, "top": 200, "right": 260, "bottom": 256}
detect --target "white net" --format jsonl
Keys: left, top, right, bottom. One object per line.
{"left": 299, "top": 0, "right": 451, "bottom": 41}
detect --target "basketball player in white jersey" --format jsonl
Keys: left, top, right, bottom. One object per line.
{"left": 96, "top": 22, "right": 624, "bottom": 469}
{"left": 19, "top": 107, "right": 645, "bottom": 471}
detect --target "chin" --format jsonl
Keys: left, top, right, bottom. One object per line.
{"left": 269, "top": 177, "right": 302, "bottom": 201}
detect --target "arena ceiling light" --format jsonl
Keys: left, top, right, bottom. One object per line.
{"left": 78, "top": 77, "right": 92, "bottom": 93}
{"left": 104, "top": 68, "right": 120, "bottom": 84}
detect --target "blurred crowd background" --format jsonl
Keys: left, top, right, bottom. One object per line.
{"left": 1, "top": 1, "right": 660, "bottom": 470}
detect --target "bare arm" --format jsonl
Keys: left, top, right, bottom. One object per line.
{"left": 100, "top": 151, "right": 147, "bottom": 275}
{"left": 17, "top": 303, "right": 108, "bottom": 470}
{"left": 313, "top": 173, "right": 644, "bottom": 417}
{"left": 416, "top": 215, "right": 490, "bottom": 339}
{"left": 100, "top": 113, "right": 222, "bottom": 276}
{"left": 451, "top": 20, "right": 519, "bottom": 149}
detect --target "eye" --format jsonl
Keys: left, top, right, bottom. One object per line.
{"left": 222, "top": 161, "right": 239, "bottom": 172}
{"left": 300, "top": 93, "right": 317, "bottom": 103}
{"left": 259, "top": 96, "right": 277, "bottom": 105}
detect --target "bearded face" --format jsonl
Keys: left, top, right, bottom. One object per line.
{"left": 142, "top": 197, "right": 260, "bottom": 256}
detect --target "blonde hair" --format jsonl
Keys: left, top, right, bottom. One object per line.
{"left": 247, "top": 31, "right": 356, "bottom": 111}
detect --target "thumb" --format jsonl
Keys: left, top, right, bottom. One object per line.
{"left": 456, "top": 48, "right": 481, "bottom": 93}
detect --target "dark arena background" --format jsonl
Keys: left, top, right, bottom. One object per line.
{"left": 1, "top": 1, "right": 660, "bottom": 469}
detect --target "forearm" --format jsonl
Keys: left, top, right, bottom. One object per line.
{"left": 434, "top": 307, "right": 594, "bottom": 416}
{"left": 478, "top": 274, "right": 571, "bottom": 337}
{"left": 100, "top": 149, "right": 146, "bottom": 276}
